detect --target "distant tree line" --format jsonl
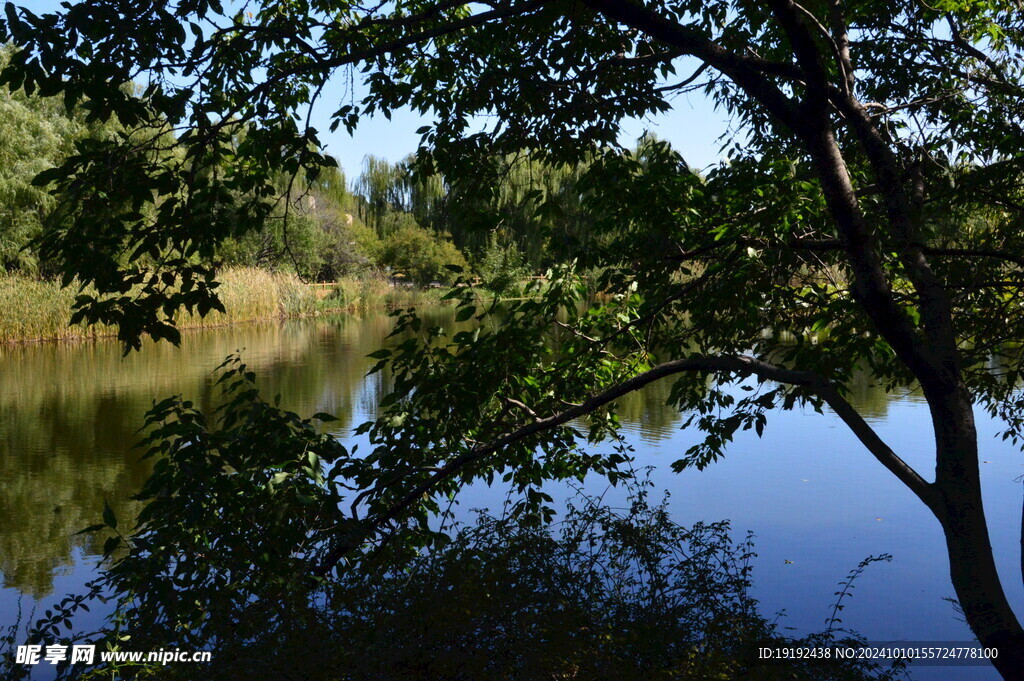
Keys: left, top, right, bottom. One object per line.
{"left": 0, "top": 49, "right": 693, "bottom": 291}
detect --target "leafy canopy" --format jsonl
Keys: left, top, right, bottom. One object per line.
{"left": 3, "top": 0, "right": 1024, "bottom": 664}
{"left": 2, "top": 0, "right": 1023, "bottom": 542}
{"left": 5, "top": 2, "right": 1024, "bottom": 676}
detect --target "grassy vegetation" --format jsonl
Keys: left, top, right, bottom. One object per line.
{"left": 0, "top": 268, "right": 445, "bottom": 344}
{"left": 321, "top": 273, "right": 446, "bottom": 311}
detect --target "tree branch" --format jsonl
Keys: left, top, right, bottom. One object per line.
{"left": 791, "top": 1, "right": 850, "bottom": 96}
{"left": 924, "top": 247, "right": 1024, "bottom": 269}
{"left": 217, "top": 0, "right": 552, "bottom": 124}
{"left": 735, "top": 239, "right": 1024, "bottom": 270}
{"left": 579, "top": 0, "right": 805, "bottom": 130}
{"left": 315, "top": 353, "right": 935, "bottom": 576}
{"left": 826, "top": 0, "right": 855, "bottom": 94}
{"left": 946, "top": 14, "right": 1009, "bottom": 85}
{"left": 767, "top": 0, "right": 958, "bottom": 393}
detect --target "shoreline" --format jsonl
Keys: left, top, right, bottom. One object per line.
{"left": 0, "top": 268, "right": 446, "bottom": 346}
{"left": 0, "top": 308, "right": 351, "bottom": 347}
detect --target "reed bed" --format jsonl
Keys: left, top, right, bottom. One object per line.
{"left": 0, "top": 269, "right": 452, "bottom": 344}
{"left": 0, "top": 268, "right": 318, "bottom": 344}
{"left": 321, "top": 275, "right": 445, "bottom": 312}
{"left": 0, "top": 275, "right": 103, "bottom": 344}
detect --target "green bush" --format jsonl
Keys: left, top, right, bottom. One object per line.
{"left": 217, "top": 212, "right": 331, "bottom": 280}
{"left": 315, "top": 215, "right": 380, "bottom": 280}
{"left": 316, "top": 499, "right": 905, "bottom": 681}
{"left": 377, "top": 218, "right": 469, "bottom": 285}
{"left": 476, "top": 231, "right": 530, "bottom": 295}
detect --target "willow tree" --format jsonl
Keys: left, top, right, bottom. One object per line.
{"left": 3, "top": 1, "right": 1024, "bottom": 677}
{"left": 351, "top": 150, "right": 591, "bottom": 269}
{"left": 0, "top": 44, "right": 114, "bottom": 272}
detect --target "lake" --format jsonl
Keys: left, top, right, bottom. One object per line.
{"left": 2, "top": 310, "right": 1022, "bottom": 679}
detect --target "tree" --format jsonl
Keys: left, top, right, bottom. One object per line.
{"left": 376, "top": 216, "right": 468, "bottom": 284}
{"left": 3, "top": 1, "right": 1024, "bottom": 677}
{"left": 351, "top": 150, "right": 592, "bottom": 269}
{"left": 476, "top": 230, "right": 531, "bottom": 295}
{"left": 0, "top": 44, "right": 115, "bottom": 273}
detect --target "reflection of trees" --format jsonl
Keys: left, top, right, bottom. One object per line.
{"left": 614, "top": 376, "right": 685, "bottom": 443}
{"left": 608, "top": 366, "right": 907, "bottom": 448}
{"left": 842, "top": 369, "right": 925, "bottom": 423}
{"left": 0, "top": 309, "right": 910, "bottom": 596}
{"left": 0, "top": 390, "right": 151, "bottom": 597}
{"left": 622, "top": 367, "right": 904, "bottom": 441}
{"left": 0, "top": 313, "right": 417, "bottom": 596}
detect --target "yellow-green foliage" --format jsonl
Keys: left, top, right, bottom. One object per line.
{"left": 208, "top": 268, "right": 318, "bottom": 322}
{"left": 0, "top": 268, "right": 318, "bottom": 344}
{"left": 323, "top": 274, "right": 445, "bottom": 312}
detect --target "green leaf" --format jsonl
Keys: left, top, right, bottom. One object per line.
{"left": 30, "top": 167, "right": 64, "bottom": 187}
{"left": 102, "top": 501, "right": 117, "bottom": 529}
{"left": 102, "top": 536, "right": 121, "bottom": 557}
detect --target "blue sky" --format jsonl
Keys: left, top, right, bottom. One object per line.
{"left": 305, "top": 73, "right": 735, "bottom": 179}
{"left": 23, "top": 1, "right": 736, "bottom": 178}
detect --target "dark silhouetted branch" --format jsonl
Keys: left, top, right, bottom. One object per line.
{"left": 316, "top": 353, "right": 935, "bottom": 576}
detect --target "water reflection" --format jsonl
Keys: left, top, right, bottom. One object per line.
{"left": 0, "top": 313, "right": 417, "bottom": 596}
{"left": 0, "top": 311, "right": 926, "bottom": 596}
{"left": 1, "top": 312, "right": 1019, "bottom": 681}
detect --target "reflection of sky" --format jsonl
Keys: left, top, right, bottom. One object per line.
{"left": 393, "top": 390, "right": 1013, "bottom": 681}
{"left": 2, "top": 315, "right": 1019, "bottom": 680}
{"left": 632, "top": 395, "right": 1017, "bottom": 681}
{"left": 451, "top": 396, "right": 1014, "bottom": 681}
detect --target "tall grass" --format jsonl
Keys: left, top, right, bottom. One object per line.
{"left": 0, "top": 275, "right": 92, "bottom": 343}
{"left": 0, "top": 269, "right": 452, "bottom": 344}
{"left": 201, "top": 268, "right": 319, "bottom": 322}
{"left": 0, "top": 268, "right": 319, "bottom": 344}
{"left": 320, "top": 274, "right": 445, "bottom": 312}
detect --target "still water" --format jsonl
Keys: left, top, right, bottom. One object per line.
{"left": 1, "top": 310, "right": 1022, "bottom": 679}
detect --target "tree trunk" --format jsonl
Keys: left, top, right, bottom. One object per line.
{"left": 930, "top": 387, "right": 1024, "bottom": 680}
{"left": 578, "top": 5, "right": 1024, "bottom": 676}
{"left": 802, "top": 106, "right": 1024, "bottom": 681}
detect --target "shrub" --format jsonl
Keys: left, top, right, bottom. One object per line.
{"left": 476, "top": 231, "right": 530, "bottom": 295}
{"left": 376, "top": 219, "right": 469, "bottom": 285}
